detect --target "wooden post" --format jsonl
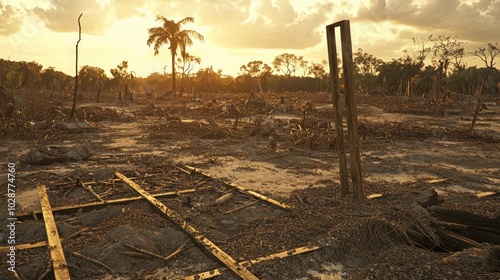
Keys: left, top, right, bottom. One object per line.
{"left": 326, "top": 20, "right": 363, "bottom": 199}
{"left": 37, "top": 185, "right": 71, "bottom": 280}
{"left": 339, "top": 20, "right": 363, "bottom": 199}
{"left": 326, "top": 24, "right": 349, "bottom": 196}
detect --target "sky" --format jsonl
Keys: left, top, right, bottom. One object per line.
{"left": 1, "top": 0, "right": 499, "bottom": 78}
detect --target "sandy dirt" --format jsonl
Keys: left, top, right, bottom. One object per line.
{"left": 1, "top": 92, "right": 499, "bottom": 279}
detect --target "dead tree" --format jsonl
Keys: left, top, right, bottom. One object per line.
{"left": 71, "top": 13, "right": 83, "bottom": 117}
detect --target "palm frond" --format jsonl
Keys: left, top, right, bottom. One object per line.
{"left": 177, "top": 17, "right": 195, "bottom": 26}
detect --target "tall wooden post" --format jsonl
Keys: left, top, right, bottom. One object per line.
{"left": 326, "top": 24, "right": 348, "bottom": 196}
{"left": 326, "top": 20, "right": 363, "bottom": 199}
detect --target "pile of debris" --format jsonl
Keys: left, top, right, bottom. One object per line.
{"left": 25, "top": 143, "right": 92, "bottom": 165}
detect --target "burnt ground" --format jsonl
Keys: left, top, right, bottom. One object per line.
{"left": 1, "top": 91, "right": 500, "bottom": 280}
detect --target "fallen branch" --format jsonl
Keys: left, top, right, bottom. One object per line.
{"left": 120, "top": 251, "right": 153, "bottom": 259}
{"left": 165, "top": 239, "right": 189, "bottom": 262}
{"left": 443, "top": 230, "right": 480, "bottom": 247}
{"left": 225, "top": 200, "right": 259, "bottom": 214}
{"left": 12, "top": 269, "right": 22, "bottom": 280}
{"left": 37, "top": 263, "right": 52, "bottom": 280}
{"left": 295, "top": 195, "right": 304, "bottom": 205}
{"left": 125, "top": 238, "right": 189, "bottom": 262}
{"left": 71, "top": 251, "right": 115, "bottom": 274}
{"left": 62, "top": 227, "right": 89, "bottom": 245}
{"left": 80, "top": 181, "right": 103, "bottom": 202}
{"left": 194, "top": 193, "right": 233, "bottom": 211}
{"left": 215, "top": 193, "right": 233, "bottom": 204}
{"left": 124, "top": 244, "right": 165, "bottom": 261}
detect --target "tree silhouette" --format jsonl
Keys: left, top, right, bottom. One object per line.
{"left": 239, "top": 61, "right": 272, "bottom": 92}
{"left": 272, "top": 53, "right": 304, "bottom": 76}
{"left": 177, "top": 52, "right": 201, "bottom": 95}
{"left": 147, "top": 16, "right": 204, "bottom": 95}
{"left": 469, "top": 42, "right": 500, "bottom": 68}
{"left": 110, "top": 61, "right": 131, "bottom": 101}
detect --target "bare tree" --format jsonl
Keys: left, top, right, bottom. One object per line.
{"left": 469, "top": 42, "right": 500, "bottom": 68}
{"left": 412, "top": 33, "right": 433, "bottom": 67}
{"left": 71, "top": 13, "right": 83, "bottom": 117}
{"left": 240, "top": 60, "right": 272, "bottom": 93}
{"left": 176, "top": 52, "right": 201, "bottom": 95}
{"left": 300, "top": 60, "right": 309, "bottom": 77}
{"left": 431, "top": 33, "right": 467, "bottom": 74}
{"left": 272, "top": 53, "right": 304, "bottom": 76}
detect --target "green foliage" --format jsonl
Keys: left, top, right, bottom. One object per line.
{"left": 41, "top": 67, "right": 72, "bottom": 92}
{"left": 377, "top": 58, "right": 420, "bottom": 95}
{"left": 79, "top": 65, "right": 108, "bottom": 93}
{"left": 353, "top": 49, "right": 384, "bottom": 93}
{"left": 447, "top": 66, "right": 500, "bottom": 95}
{"left": 0, "top": 59, "right": 43, "bottom": 89}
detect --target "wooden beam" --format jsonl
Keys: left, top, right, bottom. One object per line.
{"left": 0, "top": 240, "right": 53, "bottom": 252}
{"left": 339, "top": 20, "right": 363, "bottom": 199}
{"left": 115, "top": 172, "right": 259, "bottom": 280}
{"left": 17, "top": 189, "right": 196, "bottom": 219}
{"left": 326, "top": 22, "right": 349, "bottom": 196}
{"left": 184, "top": 245, "right": 321, "bottom": 280}
{"left": 181, "top": 165, "right": 291, "bottom": 210}
{"left": 37, "top": 184, "right": 71, "bottom": 280}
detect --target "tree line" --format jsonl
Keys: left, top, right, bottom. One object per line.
{"left": 1, "top": 15, "right": 498, "bottom": 99}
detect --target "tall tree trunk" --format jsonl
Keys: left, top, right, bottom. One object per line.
{"left": 71, "top": 13, "right": 83, "bottom": 117}
{"left": 179, "top": 73, "right": 185, "bottom": 96}
{"left": 96, "top": 85, "right": 101, "bottom": 102}
{"left": 171, "top": 49, "right": 176, "bottom": 95}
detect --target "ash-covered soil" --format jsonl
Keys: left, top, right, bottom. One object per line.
{"left": 1, "top": 91, "right": 499, "bottom": 279}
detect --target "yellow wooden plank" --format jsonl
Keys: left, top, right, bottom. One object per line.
{"left": 20, "top": 189, "right": 196, "bottom": 218}
{"left": 37, "top": 184, "right": 71, "bottom": 280}
{"left": 115, "top": 172, "right": 259, "bottom": 280}
{"left": 184, "top": 245, "right": 321, "bottom": 280}
{"left": 367, "top": 193, "right": 383, "bottom": 199}
{"left": 0, "top": 240, "right": 50, "bottom": 252}
{"left": 476, "top": 191, "right": 497, "bottom": 198}
{"left": 425, "top": 178, "right": 448, "bottom": 184}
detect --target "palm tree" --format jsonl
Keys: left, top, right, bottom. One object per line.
{"left": 147, "top": 16, "right": 204, "bottom": 95}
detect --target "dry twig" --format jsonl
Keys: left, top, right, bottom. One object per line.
{"left": 71, "top": 251, "right": 114, "bottom": 274}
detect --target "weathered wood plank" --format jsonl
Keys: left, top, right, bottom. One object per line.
{"left": 181, "top": 165, "right": 291, "bottom": 210}
{"left": 115, "top": 172, "right": 259, "bottom": 280}
{"left": 338, "top": 20, "right": 363, "bottom": 199}
{"left": 18, "top": 189, "right": 196, "bottom": 219}
{"left": 0, "top": 240, "right": 51, "bottom": 252}
{"left": 37, "top": 184, "right": 71, "bottom": 280}
{"left": 326, "top": 22, "right": 349, "bottom": 196}
{"left": 184, "top": 245, "right": 321, "bottom": 280}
